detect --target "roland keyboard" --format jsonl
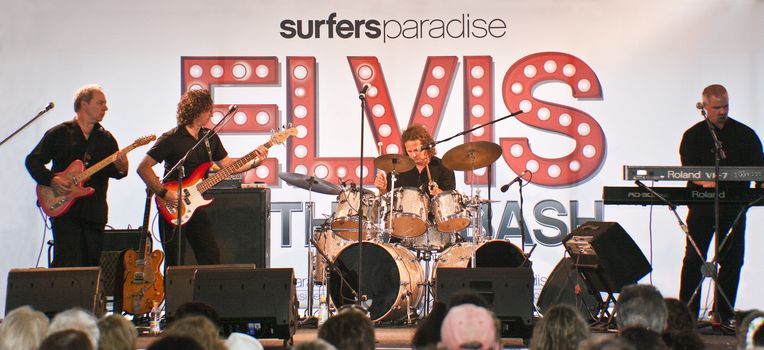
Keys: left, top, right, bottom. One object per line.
{"left": 602, "top": 186, "right": 764, "bottom": 206}
{"left": 623, "top": 166, "right": 764, "bottom": 182}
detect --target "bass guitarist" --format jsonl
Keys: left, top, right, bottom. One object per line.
{"left": 137, "top": 89, "right": 268, "bottom": 266}
{"left": 25, "top": 84, "right": 129, "bottom": 267}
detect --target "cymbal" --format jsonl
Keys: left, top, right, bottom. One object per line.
{"left": 442, "top": 141, "right": 503, "bottom": 171}
{"left": 278, "top": 172, "right": 341, "bottom": 195}
{"left": 374, "top": 154, "right": 415, "bottom": 173}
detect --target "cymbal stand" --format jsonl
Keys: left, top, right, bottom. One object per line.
{"left": 416, "top": 249, "right": 434, "bottom": 317}
{"left": 304, "top": 178, "right": 317, "bottom": 318}
{"left": 465, "top": 152, "right": 483, "bottom": 268}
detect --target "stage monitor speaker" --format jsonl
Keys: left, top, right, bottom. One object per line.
{"left": 5, "top": 267, "right": 105, "bottom": 318}
{"left": 435, "top": 267, "right": 534, "bottom": 340}
{"left": 563, "top": 221, "right": 651, "bottom": 293}
{"left": 99, "top": 228, "right": 142, "bottom": 313}
{"left": 164, "top": 264, "right": 257, "bottom": 320}
{"left": 183, "top": 188, "right": 270, "bottom": 267}
{"left": 537, "top": 257, "right": 600, "bottom": 318}
{"left": 193, "top": 268, "right": 297, "bottom": 341}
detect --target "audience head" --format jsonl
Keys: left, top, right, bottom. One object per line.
{"left": 148, "top": 335, "right": 205, "bottom": 350}
{"left": 530, "top": 304, "right": 591, "bottom": 350}
{"left": 0, "top": 305, "right": 50, "bottom": 350}
{"left": 580, "top": 335, "right": 637, "bottom": 350}
{"left": 293, "top": 338, "right": 338, "bottom": 350}
{"left": 412, "top": 301, "right": 448, "bottom": 348}
{"left": 620, "top": 327, "right": 669, "bottom": 350}
{"left": 616, "top": 284, "right": 668, "bottom": 332}
{"left": 174, "top": 301, "right": 222, "bottom": 327}
{"left": 47, "top": 308, "right": 99, "bottom": 350}
{"left": 439, "top": 304, "right": 501, "bottom": 350}
{"left": 318, "top": 306, "right": 375, "bottom": 350}
{"left": 737, "top": 310, "right": 764, "bottom": 350}
{"left": 39, "top": 329, "right": 93, "bottom": 350}
{"left": 97, "top": 314, "right": 137, "bottom": 350}
{"left": 163, "top": 315, "right": 226, "bottom": 350}
{"left": 664, "top": 298, "right": 696, "bottom": 332}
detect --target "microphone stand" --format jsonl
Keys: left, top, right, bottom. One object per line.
{"left": 0, "top": 103, "right": 55, "bottom": 148}
{"left": 700, "top": 109, "right": 730, "bottom": 320}
{"left": 356, "top": 89, "right": 367, "bottom": 310}
{"left": 161, "top": 106, "right": 238, "bottom": 265}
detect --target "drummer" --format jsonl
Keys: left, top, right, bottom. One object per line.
{"left": 374, "top": 124, "right": 455, "bottom": 196}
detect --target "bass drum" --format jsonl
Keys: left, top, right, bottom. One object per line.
{"left": 433, "top": 240, "right": 527, "bottom": 280}
{"left": 328, "top": 242, "right": 424, "bottom": 323}
{"left": 313, "top": 228, "right": 351, "bottom": 285}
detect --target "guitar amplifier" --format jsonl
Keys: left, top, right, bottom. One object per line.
{"left": 100, "top": 229, "right": 143, "bottom": 313}
{"left": 183, "top": 188, "right": 271, "bottom": 267}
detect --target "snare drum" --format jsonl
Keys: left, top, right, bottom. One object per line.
{"left": 332, "top": 188, "right": 379, "bottom": 240}
{"left": 433, "top": 240, "right": 527, "bottom": 280}
{"left": 328, "top": 242, "right": 424, "bottom": 322}
{"left": 401, "top": 226, "right": 455, "bottom": 252}
{"left": 383, "top": 187, "right": 428, "bottom": 238}
{"left": 431, "top": 190, "right": 471, "bottom": 233}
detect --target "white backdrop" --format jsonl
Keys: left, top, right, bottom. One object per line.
{"left": 1, "top": 0, "right": 763, "bottom": 315}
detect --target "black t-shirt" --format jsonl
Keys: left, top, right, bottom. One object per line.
{"left": 679, "top": 117, "right": 764, "bottom": 211}
{"left": 25, "top": 120, "right": 125, "bottom": 223}
{"left": 146, "top": 126, "right": 228, "bottom": 181}
{"left": 385, "top": 156, "right": 456, "bottom": 193}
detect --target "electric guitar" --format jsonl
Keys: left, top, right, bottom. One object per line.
{"left": 156, "top": 127, "right": 297, "bottom": 226}
{"left": 122, "top": 188, "right": 165, "bottom": 315}
{"left": 36, "top": 135, "right": 156, "bottom": 217}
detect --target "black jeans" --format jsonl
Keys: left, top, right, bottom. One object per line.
{"left": 159, "top": 209, "right": 220, "bottom": 266}
{"left": 50, "top": 217, "right": 105, "bottom": 267}
{"left": 679, "top": 207, "right": 746, "bottom": 322}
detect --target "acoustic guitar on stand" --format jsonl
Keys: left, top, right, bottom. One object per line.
{"left": 122, "top": 188, "right": 164, "bottom": 315}
{"left": 36, "top": 135, "right": 156, "bottom": 217}
{"left": 156, "top": 127, "right": 297, "bottom": 226}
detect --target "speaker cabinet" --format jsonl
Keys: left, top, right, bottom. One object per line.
{"left": 537, "top": 257, "right": 600, "bottom": 318}
{"left": 193, "top": 268, "right": 297, "bottom": 340}
{"left": 435, "top": 267, "right": 534, "bottom": 340}
{"left": 99, "top": 229, "right": 142, "bottom": 313}
{"left": 5, "top": 267, "right": 105, "bottom": 317}
{"left": 563, "top": 221, "right": 651, "bottom": 293}
{"left": 164, "top": 264, "right": 257, "bottom": 320}
{"left": 183, "top": 188, "right": 270, "bottom": 267}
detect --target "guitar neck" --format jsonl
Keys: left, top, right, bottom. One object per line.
{"left": 197, "top": 140, "right": 274, "bottom": 193}
{"left": 138, "top": 189, "right": 153, "bottom": 261}
{"left": 74, "top": 143, "right": 137, "bottom": 183}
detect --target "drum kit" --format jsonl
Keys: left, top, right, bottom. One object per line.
{"left": 279, "top": 141, "right": 530, "bottom": 324}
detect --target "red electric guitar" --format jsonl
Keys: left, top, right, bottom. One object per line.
{"left": 36, "top": 135, "right": 156, "bottom": 217}
{"left": 122, "top": 188, "right": 164, "bottom": 315}
{"left": 156, "top": 127, "right": 296, "bottom": 226}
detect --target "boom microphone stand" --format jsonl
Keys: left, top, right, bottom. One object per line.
{"left": 356, "top": 84, "right": 369, "bottom": 310}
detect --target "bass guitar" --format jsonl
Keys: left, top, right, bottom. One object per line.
{"left": 36, "top": 135, "right": 156, "bottom": 217}
{"left": 122, "top": 188, "right": 165, "bottom": 315}
{"left": 157, "top": 127, "right": 296, "bottom": 226}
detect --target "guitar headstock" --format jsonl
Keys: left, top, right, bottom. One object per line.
{"left": 270, "top": 126, "right": 298, "bottom": 145}
{"left": 133, "top": 134, "right": 157, "bottom": 147}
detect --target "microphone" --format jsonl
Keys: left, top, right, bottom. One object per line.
{"left": 358, "top": 83, "right": 370, "bottom": 99}
{"left": 44, "top": 102, "right": 55, "bottom": 112}
{"left": 500, "top": 170, "right": 530, "bottom": 192}
{"left": 228, "top": 104, "right": 238, "bottom": 114}
{"left": 695, "top": 102, "right": 703, "bottom": 110}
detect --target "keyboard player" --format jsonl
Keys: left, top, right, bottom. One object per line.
{"left": 678, "top": 84, "right": 764, "bottom": 325}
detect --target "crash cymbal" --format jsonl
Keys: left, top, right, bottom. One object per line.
{"left": 442, "top": 141, "right": 502, "bottom": 171}
{"left": 278, "top": 172, "right": 341, "bottom": 195}
{"left": 374, "top": 154, "right": 415, "bottom": 173}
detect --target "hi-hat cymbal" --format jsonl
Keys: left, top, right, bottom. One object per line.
{"left": 442, "top": 141, "right": 502, "bottom": 171}
{"left": 374, "top": 154, "right": 415, "bottom": 173}
{"left": 278, "top": 172, "right": 341, "bottom": 195}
